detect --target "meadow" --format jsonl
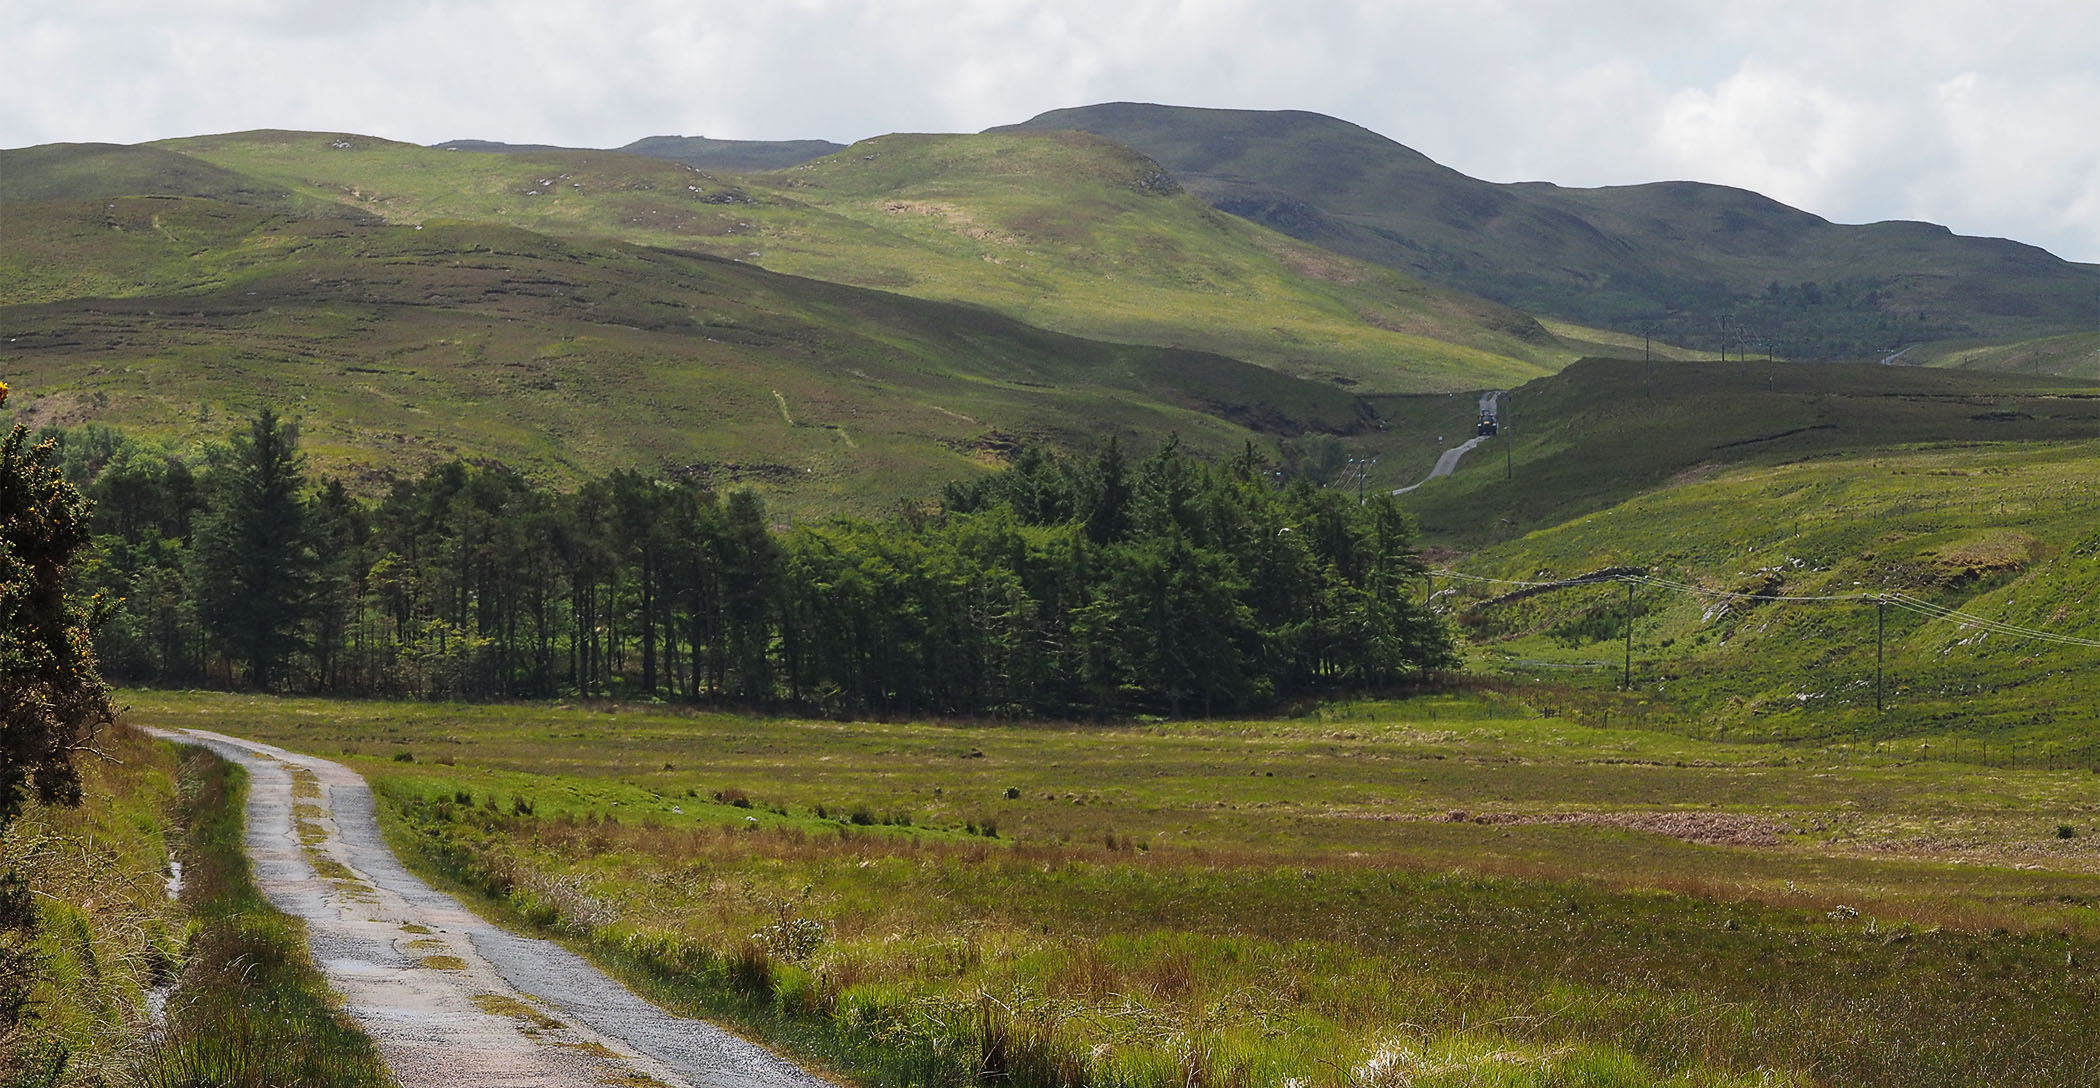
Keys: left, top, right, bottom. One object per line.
{"left": 122, "top": 689, "right": 2100, "bottom": 1087}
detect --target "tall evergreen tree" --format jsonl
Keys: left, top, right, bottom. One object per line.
{"left": 188, "top": 408, "right": 315, "bottom": 690}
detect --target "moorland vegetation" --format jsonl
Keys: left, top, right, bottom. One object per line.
{"left": 6, "top": 108, "right": 2098, "bottom": 1088}
{"left": 4, "top": 132, "right": 1630, "bottom": 509}
{"left": 1003, "top": 103, "right": 2100, "bottom": 362}
{"left": 120, "top": 687, "right": 2100, "bottom": 1088}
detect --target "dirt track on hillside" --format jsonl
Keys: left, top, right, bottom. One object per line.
{"left": 1393, "top": 390, "right": 1501, "bottom": 495}
{"left": 149, "top": 728, "right": 833, "bottom": 1088}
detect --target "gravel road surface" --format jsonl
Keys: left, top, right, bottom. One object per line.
{"left": 1393, "top": 390, "right": 1501, "bottom": 495}
{"left": 150, "top": 727, "right": 833, "bottom": 1088}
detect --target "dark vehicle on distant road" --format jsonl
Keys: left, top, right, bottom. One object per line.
{"left": 1477, "top": 415, "right": 1498, "bottom": 437}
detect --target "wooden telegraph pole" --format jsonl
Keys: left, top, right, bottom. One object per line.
{"left": 1875, "top": 597, "right": 1886, "bottom": 714}
{"left": 1623, "top": 579, "right": 1635, "bottom": 690}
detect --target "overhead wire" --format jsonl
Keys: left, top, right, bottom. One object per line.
{"left": 1429, "top": 568, "right": 2100, "bottom": 649}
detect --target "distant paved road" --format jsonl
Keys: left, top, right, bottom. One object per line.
{"left": 149, "top": 728, "right": 833, "bottom": 1088}
{"left": 1393, "top": 390, "right": 1500, "bottom": 495}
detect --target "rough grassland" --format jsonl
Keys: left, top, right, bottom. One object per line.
{"left": 150, "top": 129, "right": 1593, "bottom": 391}
{"left": 123, "top": 690, "right": 2100, "bottom": 1087}
{"left": 0, "top": 189, "right": 1365, "bottom": 510}
{"left": 1397, "top": 358, "right": 2100, "bottom": 544}
{"left": 1912, "top": 331, "right": 2100, "bottom": 381}
{"left": 1447, "top": 435, "right": 2100, "bottom": 754}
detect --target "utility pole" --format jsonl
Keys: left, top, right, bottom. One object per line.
{"left": 1875, "top": 597, "right": 1886, "bottom": 714}
{"left": 1623, "top": 579, "right": 1635, "bottom": 690}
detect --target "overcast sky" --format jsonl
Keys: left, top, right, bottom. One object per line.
{"left": 7, "top": 1, "right": 2097, "bottom": 263}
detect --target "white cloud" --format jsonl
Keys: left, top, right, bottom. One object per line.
{"left": 1, "top": 0, "right": 2095, "bottom": 261}
{"left": 1646, "top": 61, "right": 1899, "bottom": 214}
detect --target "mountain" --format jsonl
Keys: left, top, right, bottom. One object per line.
{"left": 435, "top": 134, "right": 847, "bottom": 172}
{"left": 142, "top": 128, "right": 1634, "bottom": 394}
{"left": 998, "top": 103, "right": 2100, "bottom": 362}
{"left": 0, "top": 142, "right": 1373, "bottom": 511}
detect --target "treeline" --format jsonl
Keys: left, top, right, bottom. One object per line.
{"left": 55, "top": 411, "right": 1456, "bottom": 718}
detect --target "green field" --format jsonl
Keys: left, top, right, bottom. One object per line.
{"left": 1911, "top": 332, "right": 2100, "bottom": 381}
{"left": 1425, "top": 407, "right": 2100, "bottom": 754}
{"left": 1393, "top": 358, "right": 2099, "bottom": 540}
{"left": 123, "top": 690, "right": 2100, "bottom": 1087}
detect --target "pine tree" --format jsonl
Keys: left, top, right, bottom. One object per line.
{"left": 188, "top": 408, "right": 315, "bottom": 690}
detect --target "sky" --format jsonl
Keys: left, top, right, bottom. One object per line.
{"left": 7, "top": 0, "right": 2098, "bottom": 263}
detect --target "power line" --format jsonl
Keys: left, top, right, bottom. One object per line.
{"left": 1625, "top": 573, "right": 1863, "bottom": 604}
{"left": 1431, "top": 568, "right": 2100, "bottom": 648}
{"left": 1878, "top": 592, "right": 2100, "bottom": 648}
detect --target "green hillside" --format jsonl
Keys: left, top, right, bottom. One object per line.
{"left": 1001, "top": 103, "right": 2100, "bottom": 360}
{"left": 1390, "top": 359, "right": 2100, "bottom": 543}
{"left": 437, "top": 134, "right": 847, "bottom": 172}
{"left": 149, "top": 128, "right": 1597, "bottom": 392}
{"left": 1448, "top": 436, "right": 2100, "bottom": 754}
{"left": 1362, "top": 359, "right": 2100, "bottom": 752}
{"left": 1, "top": 152, "right": 1374, "bottom": 511}
{"left": 1911, "top": 331, "right": 2100, "bottom": 381}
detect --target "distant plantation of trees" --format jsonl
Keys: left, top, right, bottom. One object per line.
{"left": 50, "top": 412, "right": 1456, "bottom": 718}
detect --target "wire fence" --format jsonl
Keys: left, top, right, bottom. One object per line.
{"left": 1432, "top": 568, "right": 2100, "bottom": 647}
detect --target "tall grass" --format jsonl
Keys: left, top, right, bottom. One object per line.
{"left": 387, "top": 791, "right": 1846, "bottom": 1087}
{"left": 0, "top": 724, "right": 182, "bottom": 1086}
{"left": 130, "top": 749, "right": 394, "bottom": 1088}
{"left": 122, "top": 688, "right": 2100, "bottom": 1086}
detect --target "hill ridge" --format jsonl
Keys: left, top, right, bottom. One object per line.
{"left": 998, "top": 101, "right": 2100, "bottom": 360}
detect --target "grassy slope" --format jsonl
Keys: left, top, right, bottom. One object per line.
{"left": 149, "top": 128, "right": 1592, "bottom": 392}
{"left": 1396, "top": 358, "right": 2100, "bottom": 543}
{"left": 1911, "top": 330, "right": 2100, "bottom": 381}
{"left": 1365, "top": 357, "right": 2100, "bottom": 750}
{"left": 1445, "top": 439, "right": 2100, "bottom": 751}
{"left": 124, "top": 689, "right": 2100, "bottom": 1087}
{"left": 437, "top": 134, "right": 849, "bottom": 172}
{"left": 1000, "top": 103, "right": 2100, "bottom": 349}
{"left": 2, "top": 148, "right": 1378, "bottom": 510}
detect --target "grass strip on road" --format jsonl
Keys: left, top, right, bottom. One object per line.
{"left": 133, "top": 745, "right": 396, "bottom": 1088}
